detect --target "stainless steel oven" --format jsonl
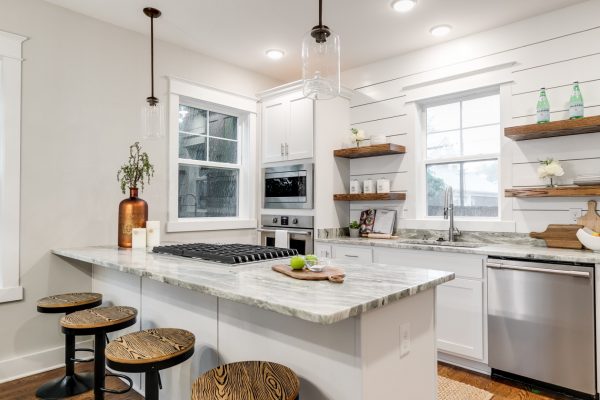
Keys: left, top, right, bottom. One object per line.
{"left": 263, "top": 163, "right": 313, "bottom": 209}
{"left": 258, "top": 215, "right": 313, "bottom": 255}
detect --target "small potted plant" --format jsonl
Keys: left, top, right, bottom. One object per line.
{"left": 117, "top": 142, "right": 154, "bottom": 248}
{"left": 349, "top": 220, "right": 360, "bottom": 238}
{"left": 537, "top": 158, "right": 564, "bottom": 187}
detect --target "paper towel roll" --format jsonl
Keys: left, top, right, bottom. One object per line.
{"left": 275, "top": 230, "right": 289, "bottom": 248}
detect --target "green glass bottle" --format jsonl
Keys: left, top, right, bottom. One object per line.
{"left": 536, "top": 88, "right": 550, "bottom": 124}
{"left": 569, "top": 81, "right": 584, "bottom": 120}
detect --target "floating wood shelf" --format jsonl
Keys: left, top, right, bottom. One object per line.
{"left": 333, "top": 193, "right": 407, "bottom": 201}
{"left": 505, "top": 186, "right": 600, "bottom": 198}
{"left": 333, "top": 143, "right": 406, "bottom": 159}
{"left": 504, "top": 115, "right": 600, "bottom": 141}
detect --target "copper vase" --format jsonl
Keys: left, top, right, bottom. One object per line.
{"left": 118, "top": 188, "right": 148, "bottom": 248}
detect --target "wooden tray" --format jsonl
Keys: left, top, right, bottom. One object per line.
{"left": 577, "top": 200, "right": 600, "bottom": 232}
{"left": 530, "top": 224, "right": 583, "bottom": 249}
{"left": 272, "top": 265, "right": 345, "bottom": 283}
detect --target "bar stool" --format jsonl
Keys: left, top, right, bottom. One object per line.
{"left": 105, "top": 328, "right": 195, "bottom": 400}
{"left": 191, "top": 361, "right": 300, "bottom": 400}
{"left": 61, "top": 306, "right": 138, "bottom": 400}
{"left": 36, "top": 292, "right": 103, "bottom": 398}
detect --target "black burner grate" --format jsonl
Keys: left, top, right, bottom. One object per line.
{"left": 152, "top": 243, "right": 298, "bottom": 264}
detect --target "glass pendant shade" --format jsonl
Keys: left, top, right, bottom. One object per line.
{"left": 141, "top": 101, "right": 165, "bottom": 139}
{"left": 302, "top": 29, "right": 341, "bottom": 100}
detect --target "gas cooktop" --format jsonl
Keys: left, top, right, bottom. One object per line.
{"left": 152, "top": 243, "right": 298, "bottom": 264}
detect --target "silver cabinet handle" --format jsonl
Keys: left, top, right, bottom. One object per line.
{"left": 344, "top": 254, "right": 359, "bottom": 258}
{"left": 487, "top": 263, "right": 590, "bottom": 278}
{"left": 280, "top": 143, "right": 284, "bottom": 157}
{"left": 285, "top": 143, "right": 289, "bottom": 156}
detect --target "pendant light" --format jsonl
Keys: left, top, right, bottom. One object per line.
{"left": 141, "top": 7, "right": 165, "bottom": 139}
{"left": 302, "top": 0, "right": 341, "bottom": 100}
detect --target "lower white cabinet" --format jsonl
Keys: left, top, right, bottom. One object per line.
{"left": 331, "top": 244, "right": 373, "bottom": 263}
{"left": 372, "top": 246, "right": 487, "bottom": 363}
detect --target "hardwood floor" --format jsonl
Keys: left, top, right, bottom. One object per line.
{"left": 439, "top": 363, "right": 568, "bottom": 400}
{"left": 0, "top": 361, "right": 571, "bottom": 399}
{"left": 0, "top": 363, "right": 142, "bottom": 400}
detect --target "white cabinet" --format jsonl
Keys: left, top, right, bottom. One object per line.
{"left": 331, "top": 244, "right": 373, "bottom": 263}
{"left": 260, "top": 89, "right": 314, "bottom": 164}
{"left": 372, "top": 247, "right": 487, "bottom": 363}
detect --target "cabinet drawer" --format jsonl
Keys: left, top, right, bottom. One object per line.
{"left": 373, "top": 248, "right": 484, "bottom": 279}
{"left": 332, "top": 245, "right": 373, "bottom": 263}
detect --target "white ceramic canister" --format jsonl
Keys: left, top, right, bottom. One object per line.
{"left": 350, "top": 180, "right": 361, "bottom": 194}
{"left": 377, "top": 179, "right": 391, "bottom": 193}
{"left": 363, "top": 179, "right": 375, "bottom": 194}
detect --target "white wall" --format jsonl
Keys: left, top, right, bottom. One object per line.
{"left": 342, "top": 0, "right": 600, "bottom": 233}
{"left": 0, "top": 0, "right": 280, "bottom": 381}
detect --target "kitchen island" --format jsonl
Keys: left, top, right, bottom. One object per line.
{"left": 54, "top": 245, "right": 453, "bottom": 399}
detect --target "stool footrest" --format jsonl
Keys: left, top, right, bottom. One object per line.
{"left": 100, "top": 372, "right": 133, "bottom": 394}
{"left": 72, "top": 347, "right": 94, "bottom": 363}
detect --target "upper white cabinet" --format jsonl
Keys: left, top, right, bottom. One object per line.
{"left": 260, "top": 86, "right": 314, "bottom": 164}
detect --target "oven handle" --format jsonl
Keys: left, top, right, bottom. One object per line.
{"left": 487, "top": 262, "right": 590, "bottom": 278}
{"left": 257, "top": 228, "right": 313, "bottom": 236}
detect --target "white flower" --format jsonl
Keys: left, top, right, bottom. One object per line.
{"left": 537, "top": 160, "right": 564, "bottom": 179}
{"left": 351, "top": 129, "right": 366, "bottom": 142}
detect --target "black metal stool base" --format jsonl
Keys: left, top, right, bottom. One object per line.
{"left": 35, "top": 372, "right": 93, "bottom": 399}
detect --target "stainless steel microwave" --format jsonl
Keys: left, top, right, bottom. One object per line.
{"left": 263, "top": 163, "right": 313, "bottom": 209}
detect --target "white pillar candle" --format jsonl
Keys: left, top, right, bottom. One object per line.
{"left": 146, "top": 221, "right": 161, "bottom": 247}
{"left": 377, "top": 179, "right": 391, "bottom": 193}
{"left": 132, "top": 228, "right": 147, "bottom": 249}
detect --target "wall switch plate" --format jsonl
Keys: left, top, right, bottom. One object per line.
{"left": 399, "top": 322, "right": 410, "bottom": 358}
{"left": 569, "top": 208, "right": 582, "bottom": 222}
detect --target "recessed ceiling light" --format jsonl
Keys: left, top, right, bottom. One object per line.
{"left": 391, "top": 0, "right": 417, "bottom": 13}
{"left": 265, "top": 49, "right": 285, "bottom": 60}
{"left": 430, "top": 25, "right": 452, "bottom": 37}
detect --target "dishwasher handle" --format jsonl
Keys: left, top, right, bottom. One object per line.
{"left": 487, "top": 262, "right": 590, "bottom": 278}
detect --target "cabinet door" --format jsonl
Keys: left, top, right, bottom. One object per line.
{"left": 262, "top": 99, "right": 286, "bottom": 163}
{"left": 436, "top": 278, "right": 484, "bottom": 360}
{"left": 331, "top": 245, "right": 372, "bottom": 263}
{"left": 286, "top": 95, "right": 314, "bottom": 161}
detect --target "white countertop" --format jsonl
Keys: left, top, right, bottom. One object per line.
{"left": 52, "top": 245, "right": 454, "bottom": 325}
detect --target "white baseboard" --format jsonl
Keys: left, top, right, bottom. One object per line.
{"left": 438, "top": 352, "right": 491, "bottom": 376}
{"left": 0, "top": 339, "right": 93, "bottom": 384}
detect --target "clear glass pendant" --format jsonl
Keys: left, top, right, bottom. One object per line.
{"left": 302, "top": 28, "right": 340, "bottom": 100}
{"left": 141, "top": 100, "right": 165, "bottom": 139}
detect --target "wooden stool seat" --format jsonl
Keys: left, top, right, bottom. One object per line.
{"left": 37, "top": 292, "right": 102, "bottom": 313}
{"left": 61, "top": 306, "right": 137, "bottom": 334}
{"left": 192, "top": 361, "right": 300, "bottom": 400}
{"left": 106, "top": 328, "right": 195, "bottom": 369}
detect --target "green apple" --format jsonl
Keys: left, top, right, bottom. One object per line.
{"left": 290, "top": 256, "right": 306, "bottom": 270}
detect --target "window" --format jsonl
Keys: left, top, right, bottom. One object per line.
{"left": 424, "top": 92, "right": 500, "bottom": 218}
{"left": 0, "top": 31, "right": 26, "bottom": 303}
{"left": 167, "top": 78, "right": 257, "bottom": 232}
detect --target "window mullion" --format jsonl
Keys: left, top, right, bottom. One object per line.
{"left": 206, "top": 111, "right": 211, "bottom": 162}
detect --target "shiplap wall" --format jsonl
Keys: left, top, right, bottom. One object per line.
{"left": 341, "top": 0, "right": 600, "bottom": 233}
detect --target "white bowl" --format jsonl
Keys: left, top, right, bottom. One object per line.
{"left": 576, "top": 228, "right": 600, "bottom": 252}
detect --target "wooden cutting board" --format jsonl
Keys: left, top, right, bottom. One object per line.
{"left": 577, "top": 200, "right": 600, "bottom": 232}
{"left": 530, "top": 224, "right": 583, "bottom": 249}
{"left": 272, "top": 265, "right": 345, "bottom": 283}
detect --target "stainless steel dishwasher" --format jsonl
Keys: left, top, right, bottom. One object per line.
{"left": 488, "top": 257, "right": 596, "bottom": 398}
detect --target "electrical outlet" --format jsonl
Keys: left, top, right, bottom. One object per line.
{"left": 399, "top": 322, "right": 410, "bottom": 358}
{"left": 569, "top": 208, "right": 582, "bottom": 222}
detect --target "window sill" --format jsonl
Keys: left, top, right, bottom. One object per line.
{"left": 0, "top": 286, "right": 23, "bottom": 303}
{"left": 398, "top": 219, "right": 516, "bottom": 233}
{"left": 166, "top": 218, "right": 257, "bottom": 233}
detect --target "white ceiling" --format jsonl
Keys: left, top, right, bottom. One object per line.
{"left": 45, "top": 0, "right": 586, "bottom": 82}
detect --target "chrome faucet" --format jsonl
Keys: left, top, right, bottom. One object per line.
{"left": 443, "top": 186, "right": 461, "bottom": 242}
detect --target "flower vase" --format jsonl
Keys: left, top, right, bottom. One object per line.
{"left": 118, "top": 188, "right": 148, "bottom": 248}
{"left": 547, "top": 177, "right": 557, "bottom": 188}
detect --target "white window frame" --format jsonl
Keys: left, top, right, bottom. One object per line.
{"left": 166, "top": 77, "right": 257, "bottom": 232}
{"left": 0, "top": 31, "right": 26, "bottom": 303}
{"left": 419, "top": 88, "right": 501, "bottom": 222}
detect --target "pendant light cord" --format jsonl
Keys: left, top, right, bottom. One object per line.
{"left": 319, "top": 0, "right": 323, "bottom": 28}
{"left": 150, "top": 15, "right": 155, "bottom": 99}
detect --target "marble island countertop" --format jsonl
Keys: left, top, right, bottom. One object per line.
{"left": 52, "top": 246, "right": 454, "bottom": 325}
{"left": 316, "top": 237, "right": 600, "bottom": 264}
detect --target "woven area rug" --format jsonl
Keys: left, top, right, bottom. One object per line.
{"left": 438, "top": 376, "right": 494, "bottom": 400}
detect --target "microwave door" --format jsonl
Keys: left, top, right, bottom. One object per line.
{"left": 265, "top": 172, "right": 308, "bottom": 205}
